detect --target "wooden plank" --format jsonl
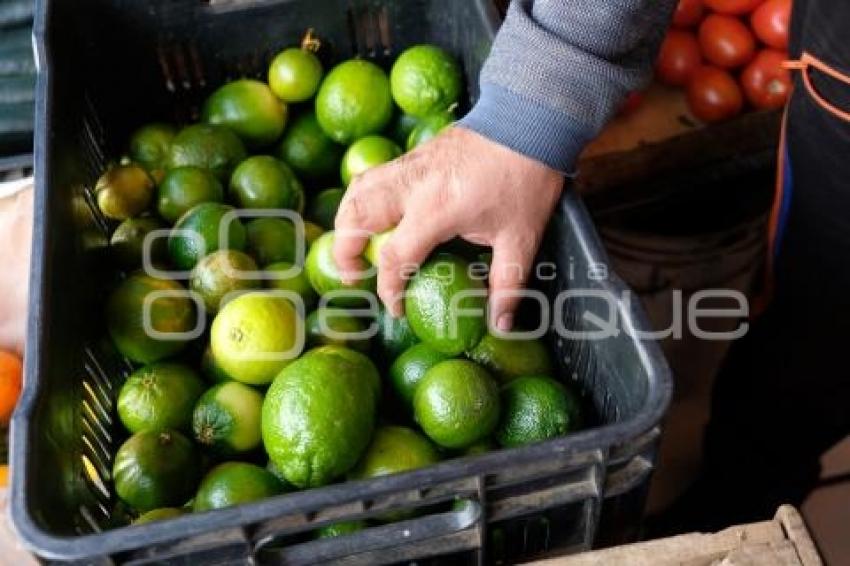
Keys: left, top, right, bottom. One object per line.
{"left": 776, "top": 505, "right": 825, "bottom": 566}
{"left": 719, "top": 541, "right": 803, "bottom": 566}
{"left": 0, "top": 489, "right": 38, "bottom": 565}
{"left": 530, "top": 522, "right": 784, "bottom": 566}
{"left": 528, "top": 507, "right": 822, "bottom": 566}
{"left": 576, "top": 108, "right": 781, "bottom": 198}
{"left": 581, "top": 85, "right": 697, "bottom": 159}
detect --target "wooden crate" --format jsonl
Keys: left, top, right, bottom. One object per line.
{"left": 576, "top": 85, "right": 782, "bottom": 217}
{"left": 530, "top": 506, "right": 823, "bottom": 566}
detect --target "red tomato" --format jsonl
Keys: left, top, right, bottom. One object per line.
{"left": 704, "top": 0, "right": 763, "bottom": 15}
{"left": 687, "top": 66, "right": 744, "bottom": 122}
{"left": 752, "top": 0, "right": 791, "bottom": 50}
{"left": 656, "top": 30, "right": 703, "bottom": 87}
{"left": 620, "top": 91, "right": 646, "bottom": 116}
{"left": 741, "top": 49, "right": 792, "bottom": 109}
{"left": 698, "top": 14, "right": 757, "bottom": 69}
{"left": 673, "top": 0, "right": 705, "bottom": 28}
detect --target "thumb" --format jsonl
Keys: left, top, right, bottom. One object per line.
{"left": 487, "top": 236, "right": 536, "bottom": 333}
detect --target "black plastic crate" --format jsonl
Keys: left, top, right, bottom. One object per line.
{"left": 12, "top": 0, "right": 673, "bottom": 563}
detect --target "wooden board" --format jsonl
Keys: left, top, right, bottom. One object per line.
{"left": 576, "top": 84, "right": 782, "bottom": 200}
{"left": 528, "top": 506, "right": 823, "bottom": 566}
{"left": 573, "top": 89, "right": 782, "bottom": 221}
{"left": 581, "top": 84, "right": 699, "bottom": 159}
{"left": 0, "top": 489, "right": 38, "bottom": 565}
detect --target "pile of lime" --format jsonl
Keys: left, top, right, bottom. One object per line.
{"left": 96, "top": 35, "right": 584, "bottom": 531}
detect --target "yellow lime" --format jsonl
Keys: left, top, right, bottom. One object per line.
{"left": 211, "top": 292, "right": 303, "bottom": 385}
{"left": 95, "top": 164, "right": 155, "bottom": 221}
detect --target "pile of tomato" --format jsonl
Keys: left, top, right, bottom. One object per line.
{"left": 656, "top": 0, "right": 792, "bottom": 122}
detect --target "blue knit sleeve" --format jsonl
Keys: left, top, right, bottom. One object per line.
{"left": 458, "top": 0, "right": 676, "bottom": 173}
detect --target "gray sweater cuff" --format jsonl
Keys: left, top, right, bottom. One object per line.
{"left": 457, "top": 83, "right": 594, "bottom": 175}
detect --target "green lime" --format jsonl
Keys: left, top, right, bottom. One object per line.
{"left": 387, "top": 112, "right": 420, "bottom": 146}
{"left": 117, "top": 362, "right": 205, "bottom": 434}
{"left": 245, "top": 217, "right": 298, "bottom": 267}
{"left": 106, "top": 274, "right": 197, "bottom": 364}
{"left": 189, "top": 250, "right": 260, "bottom": 314}
{"left": 462, "top": 438, "right": 495, "bottom": 456}
{"left": 364, "top": 230, "right": 392, "bottom": 267}
{"left": 277, "top": 111, "right": 343, "bottom": 181}
{"left": 95, "top": 164, "right": 155, "bottom": 221}
{"left": 129, "top": 123, "right": 176, "bottom": 179}
{"left": 309, "top": 345, "right": 381, "bottom": 403}
{"left": 389, "top": 343, "right": 450, "bottom": 406}
{"left": 316, "top": 521, "right": 366, "bottom": 539}
{"left": 113, "top": 430, "right": 200, "bottom": 512}
{"left": 413, "top": 360, "right": 499, "bottom": 449}
{"left": 496, "top": 376, "right": 582, "bottom": 448}
{"left": 193, "top": 462, "right": 283, "bottom": 512}
{"left": 201, "top": 345, "right": 234, "bottom": 384}
{"left": 390, "top": 45, "right": 462, "bottom": 117}
{"left": 211, "top": 292, "right": 303, "bottom": 385}
{"left": 193, "top": 381, "right": 264, "bottom": 456}
{"left": 315, "top": 60, "right": 393, "bottom": 144}
{"left": 374, "top": 304, "right": 420, "bottom": 361}
{"left": 467, "top": 333, "right": 554, "bottom": 384}
{"left": 340, "top": 135, "right": 401, "bottom": 187}
{"left": 266, "top": 460, "right": 296, "bottom": 492}
{"left": 305, "top": 231, "right": 376, "bottom": 307}
{"left": 229, "top": 155, "right": 304, "bottom": 211}
{"left": 168, "top": 203, "right": 247, "bottom": 271}
{"left": 305, "top": 308, "right": 370, "bottom": 353}
{"left": 262, "top": 347, "right": 377, "bottom": 488}
{"left": 268, "top": 48, "right": 324, "bottom": 103}
{"left": 349, "top": 426, "right": 439, "bottom": 479}
{"left": 157, "top": 166, "right": 224, "bottom": 224}
{"left": 405, "top": 254, "right": 487, "bottom": 356}
{"left": 294, "top": 186, "right": 306, "bottom": 216}
{"left": 134, "top": 507, "right": 186, "bottom": 524}
{"left": 307, "top": 188, "right": 344, "bottom": 230}
{"left": 439, "top": 238, "right": 489, "bottom": 262}
{"left": 265, "top": 261, "right": 318, "bottom": 311}
{"left": 304, "top": 221, "right": 324, "bottom": 245}
{"left": 202, "top": 79, "right": 287, "bottom": 147}
{"left": 349, "top": 425, "right": 440, "bottom": 522}
{"left": 110, "top": 217, "right": 168, "bottom": 270}
{"left": 166, "top": 123, "right": 247, "bottom": 182}
{"left": 406, "top": 110, "right": 454, "bottom": 151}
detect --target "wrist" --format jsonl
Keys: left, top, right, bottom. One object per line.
{"left": 457, "top": 84, "right": 595, "bottom": 175}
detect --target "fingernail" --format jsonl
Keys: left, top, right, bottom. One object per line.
{"left": 388, "top": 304, "right": 402, "bottom": 318}
{"left": 496, "top": 313, "right": 513, "bottom": 333}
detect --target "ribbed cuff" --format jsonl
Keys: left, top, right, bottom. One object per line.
{"left": 457, "top": 83, "right": 595, "bottom": 176}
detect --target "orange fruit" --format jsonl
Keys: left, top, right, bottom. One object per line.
{"left": 0, "top": 350, "right": 23, "bottom": 426}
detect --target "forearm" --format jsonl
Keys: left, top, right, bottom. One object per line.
{"left": 0, "top": 182, "right": 32, "bottom": 356}
{"left": 459, "top": 0, "right": 676, "bottom": 173}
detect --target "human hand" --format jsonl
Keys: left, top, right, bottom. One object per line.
{"left": 0, "top": 182, "right": 32, "bottom": 356}
{"left": 333, "top": 127, "right": 564, "bottom": 332}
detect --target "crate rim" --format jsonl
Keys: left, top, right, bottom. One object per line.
{"left": 11, "top": 375, "right": 671, "bottom": 560}
{"left": 11, "top": 0, "right": 673, "bottom": 560}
